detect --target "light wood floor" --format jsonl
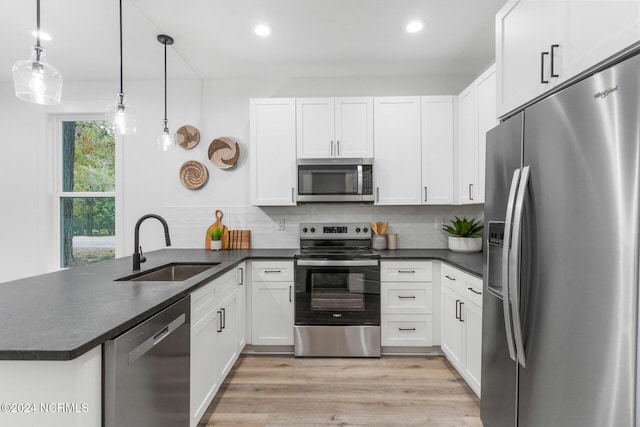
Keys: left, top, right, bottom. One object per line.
{"left": 199, "top": 355, "right": 482, "bottom": 427}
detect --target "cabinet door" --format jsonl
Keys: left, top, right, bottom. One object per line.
{"left": 561, "top": 0, "right": 640, "bottom": 82}
{"left": 216, "top": 292, "right": 238, "bottom": 382}
{"left": 441, "top": 287, "right": 464, "bottom": 368}
{"left": 335, "top": 97, "right": 374, "bottom": 158}
{"left": 190, "top": 309, "right": 219, "bottom": 427}
{"left": 296, "top": 98, "right": 335, "bottom": 158}
{"left": 457, "top": 85, "right": 478, "bottom": 204}
{"left": 475, "top": 66, "right": 497, "bottom": 204}
{"left": 421, "top": 96, "right": 454, "bottom": 204}
{"left": 496, "top": 0, "right": 545, "bottom": 118}
{"left": 250, "top": 98, "right": 297, "bottom": 205}
{"left": 463, "top": 300, "right": 482, "bottom": 397}
{"left": 236, "top": 263, "right": 246, "bottom": 352}
{"left": 373, "top": 97, "right": 422, "bottom": 205}
{"left": 251, "top": 281, "right": 294, "bottom": 345}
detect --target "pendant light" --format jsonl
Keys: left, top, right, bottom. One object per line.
{"left": 156, "top": 34, "right": 174, "bottom": 151}
{"left": 106, "top": 0, "right": 136, "bottom": 134}
{"left": 12, "top": 0, "right": 63, "bottom": 105}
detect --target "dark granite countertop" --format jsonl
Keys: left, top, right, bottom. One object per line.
{"left": 0, "top": 248, "right": 482, "bottom": 361}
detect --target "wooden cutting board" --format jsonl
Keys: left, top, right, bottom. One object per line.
{"left": 205, "top": 209, "right": 229, "bottom": 249}
{"left": 228, "top": 230, "right": 250, "bottom": 249}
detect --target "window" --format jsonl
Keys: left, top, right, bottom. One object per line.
{"left": 58, "top": 119, "right": 116, "bottom": 268}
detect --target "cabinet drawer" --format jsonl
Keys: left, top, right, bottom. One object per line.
{"left": 191, "top": 269, "right": 237, "bottom": 324}
{"left": 441, "top": 263, "right": 465, "bottom": 294}
{"left": 251, "top": 261, "right": 294, "bottom": 282}
{"left": 442, "top": 263, "right": 483, "bottom": 307}
{"left": 381, "top": 282, "right": 432, "bottom": 315}
{"left": 381, "top": 314, "right": 433, "bottom": 346}
{"left": 381, "top": 261, "right": 432, "bottom": 282}
{"left": 462, "top": 278, "right": 483, "bottom": 307}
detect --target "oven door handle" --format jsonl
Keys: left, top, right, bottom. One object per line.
{"left": 295, "top": 259, "right": 379, "bottom": 267}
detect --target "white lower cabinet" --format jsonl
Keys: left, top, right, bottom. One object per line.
{"left": 381, "top": 261, "right": 433, "bottom": 347}
{"left": 441, "top": 263, "right": 483, "bottom": 397}
{"left": 189, "top": 267, "right": 244, "bottom": 427}
{"left": 250, "top": 261, "right": 295, "bottom": 346}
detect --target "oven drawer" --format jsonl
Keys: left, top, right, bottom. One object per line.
{"left": 381, "top": 261, "right": 432, "bottom": 282}
{"left": 381, "top": 282, "right": 432, "bottom": 315}
{"left": 252, "top": 261, "right": 294, "bottom": 282}
{"left": 381, "top": 314, "right": 433, "bottom": 346}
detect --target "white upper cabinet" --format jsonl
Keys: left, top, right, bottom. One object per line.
{"left": 457, "top": 65, "right": 497, "bottom": 205}
{"left": 297, "top": 97, "right": 374, "bottom": 158}
{"left": 374, "top": 97, "right": 423, "bottom": 205}
{"left": 421, "top": 96, "right": 455, "bottom": 205}
{"left": 250, "top": 98, "right": 297, "bottom": 206}
{"left": 497, "top": 0, "right": 640, "bottom": 118}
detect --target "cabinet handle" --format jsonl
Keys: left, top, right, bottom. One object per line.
{"left": 291, "top": 187, "right": 295, "bottom": 203}
{"left": 264, "top": 270, "right": 282, "bottom": 273}
{"left": 541, "top": 51, "right": 549, "bottom": 84}
{"left": 336, "top": 140, "right": 340, "bottom": 156}
{"left": 289, "top": 285, "right": 292, "bottom": 302}
{"left": 398, "top": 327, "right": 417, "bottom": 332}
{"left": 550, "top": 44, "right": 559, "bottom": 78}
{"left": 398, "top": 270, "right": 416, "bottom": 274}
{"left": 376, "top": 187, "right": 380, "bottom": 202}
{"left": 424, "top": 186, "right": 428, "bottom": 202}
{"left": 238, "top": 267, "right": 244, "bottom": 285}
{"left": 460, "top": 302, "right": 465, "bottom": 322}
{"left": 398, "top": 295, "right": 416, "bottom": 299}
{"left": 468, "top": 287, "right": 482, "bottom": 295}
{"left": 445, "top": 275, "right": 456, "bottom": 281}
{"left": 221, "top": 308, "right": 226, "bottom": 329}
{"left": 469, "top": 183, "right": 474, "bottom": 201}
{"left": 455, "top": 299, "right": 460, "bottom": 320}
{"left": 217, "top": 311, "right": 223, "bottom": 333}
{"left": 330, "top": 140, "right": 334, "bottom": 157}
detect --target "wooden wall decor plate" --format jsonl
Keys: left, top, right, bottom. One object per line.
{"left": 208, "top": 137, "right": 240, "bottom": 169}
{"left": 179, "top": 160, "right": 208, "bottom": 189}
{"left": 176, "top": 125, "right": 200, "bottom": 149}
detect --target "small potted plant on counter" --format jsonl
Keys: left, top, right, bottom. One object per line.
{"left": 443, "top": 216, "right": 484, "bottom": 253}
{"left": 210, "top": 226, "right": 223, "bottom": 251}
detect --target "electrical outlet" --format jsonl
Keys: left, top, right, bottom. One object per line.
{"left": 277, "top": 218, "right": 285, "bottom": 230}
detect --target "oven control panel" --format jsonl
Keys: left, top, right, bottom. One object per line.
{"left": 300, "top": 222, "right": 371, "bottom": 239}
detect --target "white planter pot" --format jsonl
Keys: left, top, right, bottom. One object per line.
{"left": 448, "top": 236, "right": 482, "bottom": 253}
{"left": 210, "top": 240, "right": 222, "bottom": 251}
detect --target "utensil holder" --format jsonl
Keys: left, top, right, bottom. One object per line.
{"left": 372, "top": 234, "right": 387, "bottom": 251}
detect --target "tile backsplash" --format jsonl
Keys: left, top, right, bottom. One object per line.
{"left": 165, "top": 204, "right": 484, "bottom": 249}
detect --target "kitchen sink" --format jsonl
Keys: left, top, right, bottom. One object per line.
{"left": 116, "top": 262, "right": 220, "bottom": 282}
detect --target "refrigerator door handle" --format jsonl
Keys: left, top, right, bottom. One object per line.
{"left": 510, "top": 165, "right": 531, "bottom": 368}
{"left": 502, "top": 169, "right": 521, "bottom": 362}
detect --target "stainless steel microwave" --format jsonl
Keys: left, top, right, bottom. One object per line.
{"left": 297, "top": 158, "right": 374, "bottom": 203}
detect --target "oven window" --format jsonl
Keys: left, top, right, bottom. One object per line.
{"left": 298, "top": 165, "right": 358, "bottom": 195}
{"left": 311, "top": 272, "right": 365, "bottom": 311}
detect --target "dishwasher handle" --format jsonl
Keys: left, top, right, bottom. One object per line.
{"left": 128, "top": 313, "right": 186, "bottom": 365}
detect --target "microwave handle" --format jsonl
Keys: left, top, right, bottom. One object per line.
{"left": 357, "top": 164, "right": 363, "bottom": 195}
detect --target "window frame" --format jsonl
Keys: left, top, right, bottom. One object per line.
{"left": 51, "top": 114, "right": 124, "bottom": 269}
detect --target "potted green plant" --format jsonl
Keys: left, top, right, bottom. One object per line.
{"left": 209, "top": 226, "right": 223, "bottom": 251}
{"left": 443, "top": 216, "right": 484, "bottom": 253}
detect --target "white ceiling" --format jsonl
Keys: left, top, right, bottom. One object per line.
{"left": 1, "top": 0, "right": 506, "bottom": 83}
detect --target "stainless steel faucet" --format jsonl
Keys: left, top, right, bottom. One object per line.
{"left": 133, "top": 214, "right": 171, "bottom": 271}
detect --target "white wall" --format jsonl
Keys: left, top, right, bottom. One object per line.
{"left": 0, "top": 73, "right": 481, "bottom": 283}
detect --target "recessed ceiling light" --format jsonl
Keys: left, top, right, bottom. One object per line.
{"left": 254, "top": 24, "right": 271, "bottom": 37}
{"left": 31, "top": 30, "right": 52, "bottom": 41}
{"left": 406, "top": 21, "right": 424, "bottom": 34}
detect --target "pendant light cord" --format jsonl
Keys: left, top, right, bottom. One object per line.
{"left": 119, "top": 0, "right": 123, "bottom": 95}
{"left": 35, "top": 0, "right": 42, "bottom": 61}
{"left": 163, "top": 39, "right": 168, "bottom": 128}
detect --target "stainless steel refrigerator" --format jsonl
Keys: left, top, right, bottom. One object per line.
{"left": 482, "top": 52, "right": 640, "bottom": 427}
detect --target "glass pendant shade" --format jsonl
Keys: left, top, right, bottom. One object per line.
{"left": 106, "top": 94, "right": 136, "bottom": 134}
{"left": 12, "top": 47, "right": 62, "bottom": 105}
{"left": 156, "top": 124, "right": 175, "bottom": 151}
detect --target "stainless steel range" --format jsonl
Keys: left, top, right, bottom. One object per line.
{"left": 294, "top": 222, "right": 381, "bottom": 357}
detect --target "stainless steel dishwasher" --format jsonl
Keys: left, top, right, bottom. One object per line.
{"left": 104, "top": 296, "right": 190, "bottom": 427}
